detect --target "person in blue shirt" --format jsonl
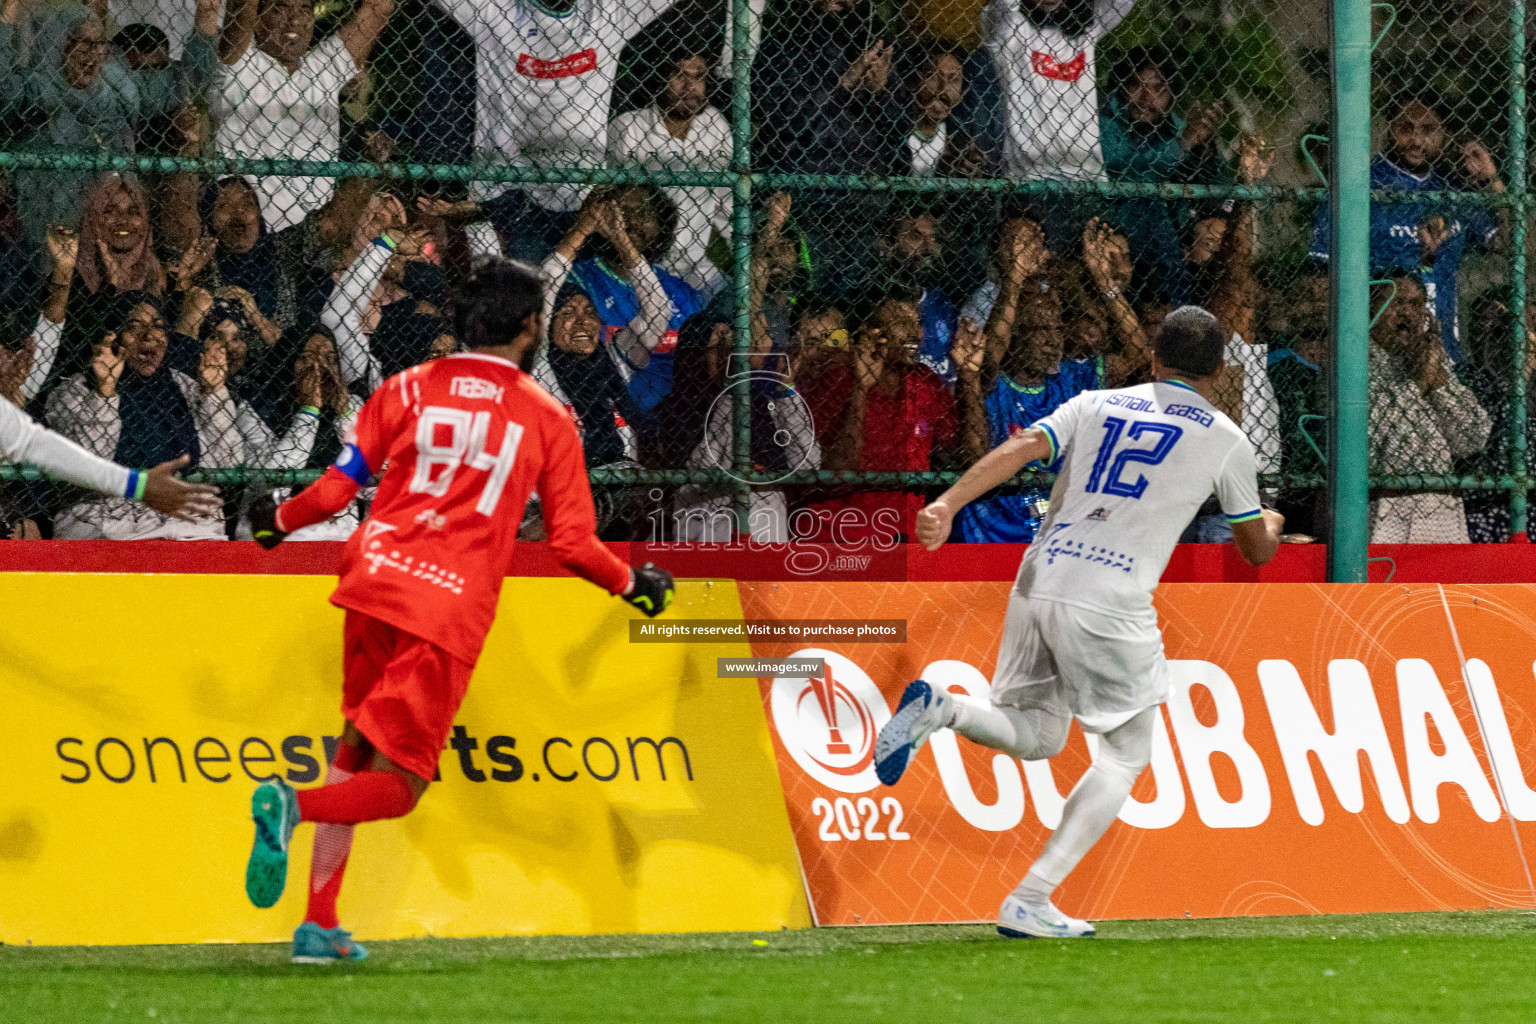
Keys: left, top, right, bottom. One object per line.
{"left": 563, "top": 184, "right": 705, "bottom": 425}
{"left": 953, "top": 267, "right": 1101, "bottom": 542}
{"left": 842, "top": 203, "right": 961, "bottom": 385}
{"left": 1309, "top": 97, "right": 1505, "bottom": 363}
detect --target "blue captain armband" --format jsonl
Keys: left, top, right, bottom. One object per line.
{"left": 335, "top": 443, "right": 374, "bottom": 485}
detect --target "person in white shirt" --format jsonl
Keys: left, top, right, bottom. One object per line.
{"left": 214, "top": 0, "right": 394, "bottom": 231}
{"left": 435, "top": 0, "right": 677, "bottom": 261}
{"left": 607, "top": 41, "right": 732, "bottom": 300}
{"left": 875, "top": 306, "right": 1283, "bottom": 940}
{"left": 981, "top": 0, "right": 1136, "bottom": 182}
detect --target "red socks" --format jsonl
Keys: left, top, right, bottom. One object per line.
{"left": 303, "top": 742, "right": 370, "bottom": 930}
{"left": 299, "top": 742, "right": 419, "bottom": 929}
{"left": 297, "top": 768, "right": 418, "bottom": 825}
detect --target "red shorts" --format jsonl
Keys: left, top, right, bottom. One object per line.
{"left": 342, "top": 610, "right": 474, "bottom": 782}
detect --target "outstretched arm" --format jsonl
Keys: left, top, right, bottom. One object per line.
{"left": 915, "top": 426, "right": 1055, "bottom": 550}
{"left": 538, "top": 417, "right": 632, "bottom": 594}
{"left": 0, "top": 399, "right": 221, "bottom": 518}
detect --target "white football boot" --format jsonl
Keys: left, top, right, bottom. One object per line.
{"left": 996, "top": 894, "right": 1097, "bottom": 939}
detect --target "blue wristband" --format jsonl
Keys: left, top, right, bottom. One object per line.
{"left": 125, "top": 469, "right": 146, "bottom": 501}
{"left": 373, "top": 234, "right": 397, "bottom": 252}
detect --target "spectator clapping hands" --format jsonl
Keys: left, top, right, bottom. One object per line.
{"left": 1235, "top": 133, "right": 1276, "bottom": 186}
{"left": 1181, "top": 99, "right": 1226, "bottom": 152}
{"left": 950, "top": 318, "right": 985, "bottom": 380}
{"left": 199, "top": 336, "right": 229, "bottom": 395}
{"left": 1461, "top": 139, "right": 1503, "bottom": 191}
{"left": 216, "top": 286, "right": 279, "bottom": 346}
{"left": 1082, "top": 218, "right": 1131, "bottom": 296}
{"left": 852, "top": 326, "right": 888, "bottom": 391}
{"left": 839, "top": 40, "right": 895, "bottom": 94}
{"left": 46, "top": 225, "right": 79, "bottom": 279}
{"left": 169, "top": 235, "right": 218, "bottom": 294}
{"left": 92, "top": 334, "right": 125, "bottom": 399}
{"left": 593, "top": 198, "right": 644, "bottom": 271}
{"left": 1003, "top": 218, "right": 1049, "bottom": 285}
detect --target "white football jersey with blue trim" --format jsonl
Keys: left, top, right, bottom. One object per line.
{"left": 1016, "top": 380, "right": 1262, "bottom": 620}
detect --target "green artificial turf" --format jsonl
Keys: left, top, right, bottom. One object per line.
{"left": 3, "top": 911, "right": 1535, "bottom": 1023}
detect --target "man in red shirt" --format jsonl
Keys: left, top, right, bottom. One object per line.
{"left": 242, "top": 258, "right": 674, "bottom": 963}
{"left": 801, "top": 295, "right": 974, "bottom": 542}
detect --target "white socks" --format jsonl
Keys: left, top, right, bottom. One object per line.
{"left": 1012, "top": 871, "right": 1056, "bottom": 908}
{"left": 942, "top": 693, "right": 1159, "bottom": 909}
{"left": 1013, "top": 707, "right": 1158, "bottom": 907}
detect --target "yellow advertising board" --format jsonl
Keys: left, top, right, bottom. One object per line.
{"left": 0, "top": 573, "right": 810, "bottom": 945}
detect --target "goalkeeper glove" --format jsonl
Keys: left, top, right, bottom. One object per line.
{"left": 248, "top": 491, "right": 288, "bottom": 550}
{"left": 623, "top": 563, "right": 674, "bottom": 617}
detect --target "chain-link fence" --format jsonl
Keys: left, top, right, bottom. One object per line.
{"left": 0, "top": 0, "right": 1526, "bottom": 549}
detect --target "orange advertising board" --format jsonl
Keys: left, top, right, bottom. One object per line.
{"left": 742, "top": 582, "right": 1536, "bottom": 924}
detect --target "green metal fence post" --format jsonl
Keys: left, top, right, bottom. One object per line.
{"left": 1509, "top": 0, "right": 1529, "bottom": 538}
{"left": 1327, "top": 0, "right": 1373, "bottom": 582}
{"left": 729, "top": 0, "right": 756, "bottom": 536}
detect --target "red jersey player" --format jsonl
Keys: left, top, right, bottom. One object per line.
{"left": 241, "top": 258, "right": 674, "bottom": 963}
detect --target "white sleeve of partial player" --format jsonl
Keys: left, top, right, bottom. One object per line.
{"left": 1031, "top": 391, "right": 1087, "bottom": 462}
{"left": 0, "top": 396, "right": 131, "bottom": 498}
{"left": 324, "top": 239, "right": 389, "bottom": 393}
{"left": 21, "top": 314, "right": 61, "bottom": 403}
{"left": 1214, "top": 435, "right": 1263, "bottom": 522}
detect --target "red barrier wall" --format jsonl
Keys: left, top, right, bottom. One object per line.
{"left": 0, "top": 541, "right": 1534, "bottom": 583}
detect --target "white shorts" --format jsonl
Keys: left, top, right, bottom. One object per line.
{"left": 990, "top": 593, "right": 1171, "bottom": 734}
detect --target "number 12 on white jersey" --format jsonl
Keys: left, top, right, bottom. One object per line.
{"left": 1084, "top": 416, "right": 1183, "bottom": 499}
{"left": 410, "top": 405, "right": 525, "bottom": 515}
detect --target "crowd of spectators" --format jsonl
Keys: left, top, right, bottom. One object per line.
{"left": 0, "top": 0, "right": 1523, "bottom": 544}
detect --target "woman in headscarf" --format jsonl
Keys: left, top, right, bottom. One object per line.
{"left": 47, "top": 174, "right": 165, "bottom": 393}
{"left": 0, "top": 0, "right": 220, "bottom": 245}
{"left": 75, "top": 173, "right": 165, "bottom": 298}
{"left": 44, "top": 290, "right": 233, "bottom": 538}
{"left": 231, "top": 323, "right": 371, "bottom": 540}
{"left": 542, "top": 281, "right": 634, "bottom": 470}
{"left": 195, "top": 177, "right": 283, "bottom": 319}
{"left": 186, "top": 298, "right": 337, "bottom": 468}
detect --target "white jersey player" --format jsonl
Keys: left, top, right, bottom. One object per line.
{"left": 874, "top": 306, "right": 1283, "bottom": 938}
{"left": 0, "top": 398, "right": 221, "bottom": 524}
{"left": 437, "top": 0, "right": 676, "bottom": 215}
